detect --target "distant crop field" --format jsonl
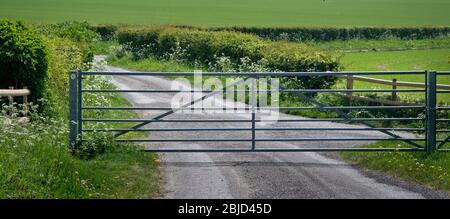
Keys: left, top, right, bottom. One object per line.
{"left": 0, "top": 0, "right": 449, "bottom": 27}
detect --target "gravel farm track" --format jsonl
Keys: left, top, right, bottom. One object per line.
{"left": 95, "top": 56, "right": 449, "bottom": 199}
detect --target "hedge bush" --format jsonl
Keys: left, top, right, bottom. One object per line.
{"left": 117, "top": 27, "right": 340, "bottom": 89}
{"left": 102, "top": 25, "right": 450, "bottom": 42}
{"left": 34, "top": 21, "right": 95, "bottom": 66}
{"left": 0, "top": 19, "right": 49, "bottom": 103}
{"left": 92, "top": 24, "right": 118, "bottom": 41}
{"left": 43, "top": 37, "right": 88, "bottom": 117}
{"left": 35, "top": 21, "right": 97, "bottom": 43}
{"left": 156, "top": 28, "right": 266, "bottom": 64}
{"left": 210, "top": 26, "right": 450, "bottom": 42}
{"left": 262, "top": 42, "right": 339, "bottom": 89}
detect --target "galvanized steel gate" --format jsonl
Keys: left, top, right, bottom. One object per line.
{"left": 69, "top": 70, "right": 449, "bottom": 152}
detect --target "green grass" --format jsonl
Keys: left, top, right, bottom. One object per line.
{"left": 341, "top": 48, "right": 450, "bottom": 74}
{"left": 0, "top": 73, "right": 160, "bottom": 198}
{"left": 90, "top": 40, "right": 119, "bottom": 55}
{"left": 309, "top": 38, "right": 450, "bottom": 52}
{"left": 339, "top": 48, "right": 450, "bottom": 103}
{"left": 1, "top": 0, "right": 450, "bottom": 27}
{"left": 341, "top": 142, "right": 450, "bottom": 193}
{"left": 107, "top": 55, "right": 196, "bottom": 72}
{"left": 0, "top": 110, "right": 160, "bottom": 199}
{"left": 0, "top": 89, "right": 160, "bottom": 198}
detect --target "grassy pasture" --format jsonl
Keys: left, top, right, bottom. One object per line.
{"left": 339, "top": 48, "right": 450, "bottom": 103}
{"left": 1, "top": 0, "right": 450, "bottom": 27}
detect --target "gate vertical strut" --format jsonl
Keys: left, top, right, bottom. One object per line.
{"left": 251, "top": 78, "right": 257, "bottom": 150}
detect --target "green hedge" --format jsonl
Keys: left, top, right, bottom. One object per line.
{"left": 117, "top": 27, "right": 340, "bottom": 89}
{"left": 209, "top": 26, "right": 450, "bottom": 42}
{"left": 34, "top": 21, "right": 95, "bottom": 69}
{"left": 92, "top": 24, "right": 118, "bottom": 41}
{"left": 102, "top": 25, "right": 450, "bottom": 42}
{"left": 0, "top": 19, "right": 49, "bottom": 103}
{"left": 43, "top": 37, "right": 90, "bottom": 117}
{"left": 35, "top": 21, "right": 97, "bottom": 43}
{"left": 157, "top": 28, "right": 266, "bottom": 64}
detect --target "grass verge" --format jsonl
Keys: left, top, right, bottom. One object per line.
{"left": 341, "top": 141, "right": 449, "bottom": 193}
{"left": 0, "top": 108, "right": 160, "bottom": 199}
{"left": 0, "top": 38, "right": 160, "bottom": 198}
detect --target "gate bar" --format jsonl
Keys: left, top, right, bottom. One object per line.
{"left": 143, "top": 148, "right": 426, "bottom": 153}
{"left": 82, "top": 118, "right": 425, "bottom": 122}
{"left": 81, "top": 71, "right": 427, "bottom": 77}
{"left": 82, "top": 127, "right": 425, "bottom": 132}
{"left": 114, "top": 138, "right": 426, "bottom": 142}
{"left": 81, "top": 89, "right": 425, "bottom": 93}
{"left": 82, "top": 106, "right": 425, "bottom": 110}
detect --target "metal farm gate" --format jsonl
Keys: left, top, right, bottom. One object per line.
{"left": 68, "top": 70, "right": 450, "bottom": 152}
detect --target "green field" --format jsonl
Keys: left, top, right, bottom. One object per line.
{"left": 340, "top": 49, "right": 450, "bottom": 103}
{"left": 340, "top": 48, "right": 450, "bottom": 83}
{"left": 1, "top": 0, "right": 450, "bottom": 26}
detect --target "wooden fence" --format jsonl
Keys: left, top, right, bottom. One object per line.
{"left": 339, "top": 75, "right": 450, "bottom": 105}
{"left": 0, "top": 86, "right": 31, "bottom": 115}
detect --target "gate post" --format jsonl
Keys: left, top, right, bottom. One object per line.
{"left": 77, "top": 70, "right": 83, "bottom": 143}
{"left": 426, "top": 71, "right": 437, "bottom": 152}
{"left": 69, "top": 70, "right": 79, "bottom": 151}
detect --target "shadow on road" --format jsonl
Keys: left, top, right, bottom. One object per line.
{"left": 160, "top": 161, "right": 352, "bottom": 168}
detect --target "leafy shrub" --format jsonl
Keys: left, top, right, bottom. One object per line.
{"left": 0, "top": 19, "right": 49, "bottom": 103}
{"left": 43, "top": 37, "right": 87, "bottom": 117}
{"left": 263, "top": 42, "right": 339, "bottom": 89}
{"left": 107, "top": 24, "right": 450, "bottom": 42}
{"left": 157, "top": 28, "right": 266, "bottom": 64}
{"left": 91, "top": 24, "right": 118, "bottom": 41}
{"left": 0, "top": 103, "right": 158, "bottom": 198}
{"left": 34, "top": 21, "right": 95, "bottom": 67}
{"left": 35, "top": 21, "right": 97, "bottom": 43}
{"left": 117, "top": 27, "right": 340, "bottom": 89}
{"left": 117, "top": 26, "right": 165, "bottom": 60}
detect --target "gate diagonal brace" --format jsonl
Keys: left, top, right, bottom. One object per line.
{"left": 271, "top": 81, "right": 423, "bottom": 149}
{"left": 114, "top": 77, "right": 251, "bottom": 138}
{"left": 438, "top": 136, "right": 450, "bottom": 149}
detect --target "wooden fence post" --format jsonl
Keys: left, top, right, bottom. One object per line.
{"left": 8, "top": 86, "right": 14, "bottom": 116}
{"left": 346, "top": 75, "right": 354, "bottom": 104}
{"left": 23, "top": 86, "right": 29, "bottom": 116}
{"left": 392, "top": 79, "right": 397, "bottom": 101}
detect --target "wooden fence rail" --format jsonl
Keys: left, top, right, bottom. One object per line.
{"left": 338, "top": 75, "right": 450, "bottom": 105}
{"left": 0, "top": 87, "right": 31, "bottom": 116}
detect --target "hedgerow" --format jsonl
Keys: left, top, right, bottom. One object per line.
{"left": 42, "top": 36, "right": 88, "bottom": 117}
{"left": 34, "top": 21, "right": 95, "bottom": 68}
{"left": 117, "top": 27, "right": 340, "bottom": 89}
{"left": 102, "top": 24, "right": 450, "bottom": 42}
{"left": 91, "top": 24, "right": 118, "bottom": 41}
{"left": 209, "top": 26, "right": 450, "bottom": 42}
